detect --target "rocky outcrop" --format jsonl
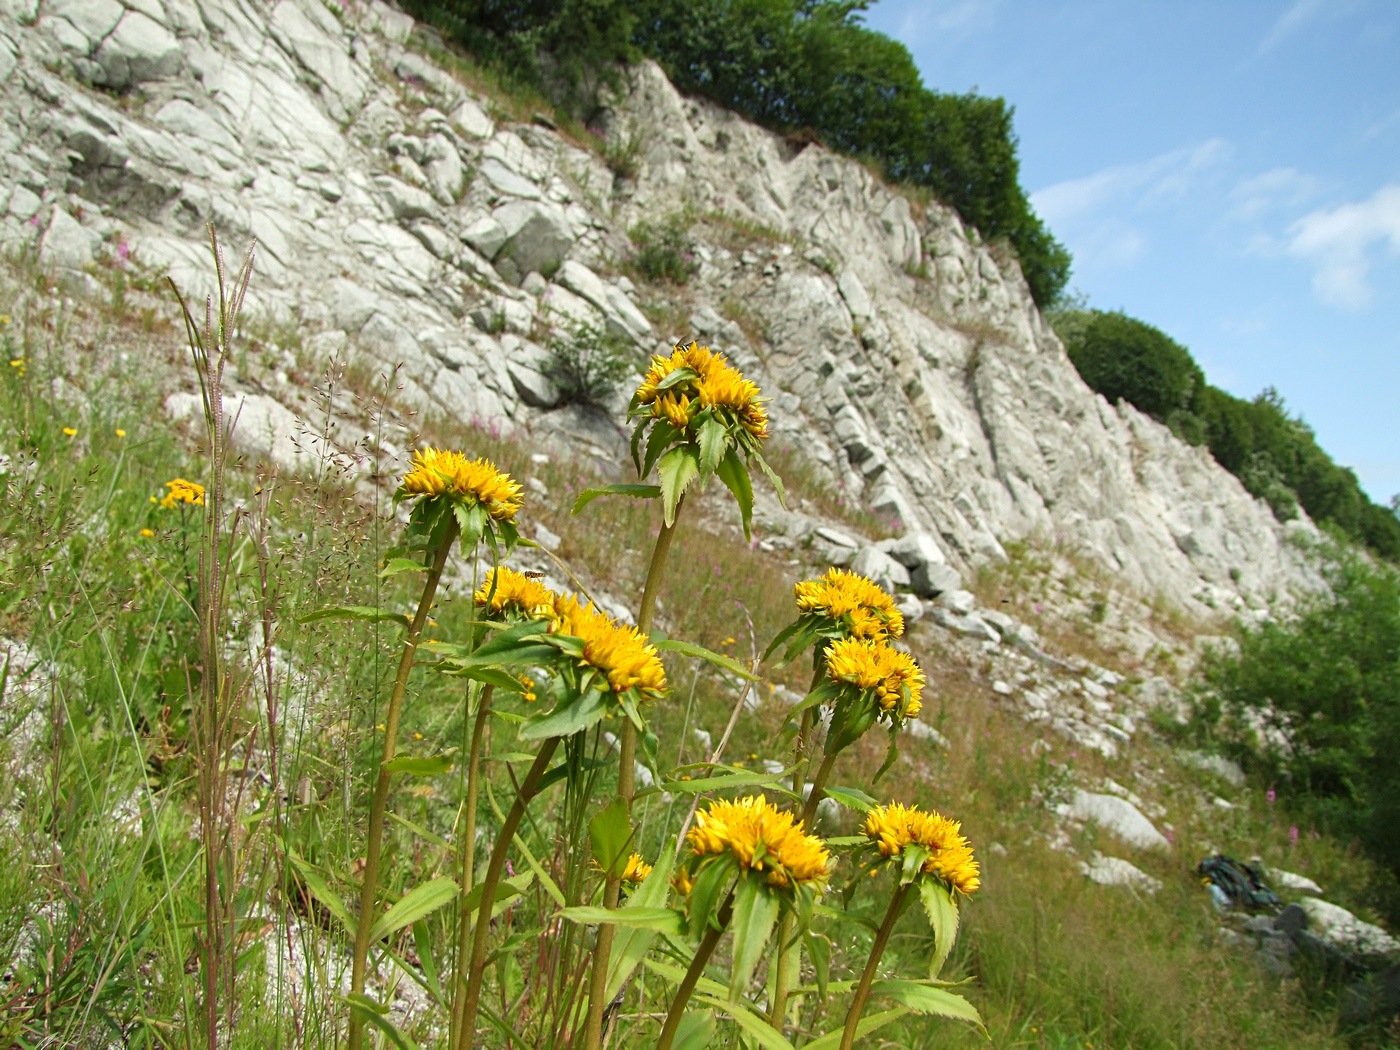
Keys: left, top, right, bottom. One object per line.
{"left": 0, "top": 0, "right": 1319, "bottom": 614}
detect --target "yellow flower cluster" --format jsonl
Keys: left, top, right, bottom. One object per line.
{"left": 474, "top": 567, "right": 557, "bottom": 621}
{"left": 621, "top": 853, "right": 653, "bottom": 885}
{"left": 399, "top": 448, "right": 523, "bottom": 521}
{"left": 551, "top": 595, "right": 667, "bottom": 700}
{"left": 862, "top": 803, "right": 980, "bottom": 895}
{"left": 686, "top": 795, "right": 830, "bottom": 890}
{"left": 793, "top": 568, "right": 904, "bottom": 641}
{"left": 159, "top": 478, "right": 205, "bottom": 509}
{"left": 824, "top": 636, "right": 924, "bottom": 721}
{"left": 634, "top": 342, "right": 769, "bottom": 442}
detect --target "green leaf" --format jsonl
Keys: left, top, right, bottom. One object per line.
{"left": 673, "top": 1009, "right": 716, "bottom": 1050}
{"left": 559, "top": 906, "right": 684, "bottom": 933}
{"left": 368, "top": 876, "right": 458, "bottom": 942}
{"left": 688, "top": 854, "right": 738, "bottom": 935}
{"left": 518, "top": 688, "right": 609, "bottom": 740}
{"left": 572, "top": 483, "right": 661, "bottom": 515}
{"left": 589, "top": 796, "right": 633, "bottom": 879}
{"left": 729, "top": 875, "right": 780, "bottom": 999}
{"left": 870, "top": 981, "right": 982, "bottom": 1026}
{"left": 716, "top": 448, "right": 755, "bottom": 540}
{"left": 606, "top": 847, "right": 675, "bottom": 1001}
{"left": 412, "top": 919, "right": 443, "bottom": 1002}
{"left": 691, "top": 991, "right": 796, "bottom": 1050}
{"left": 697, "top": 417, "right": 728, "bottom": 476}
{"left": 468, "top": 618, "right": 551, "bottom": 660}
{"left": 386, "top": 812, "right": 451, "bottom": 850}
{"left": 298, "top": 605, "right": 409, "bottom": 628}
{"left": 378, "top": 557, "right": 427, "bottom": 578}
{"left": 643, "top": 419, "right": 682, "bottom": 479}
{"left": 873, "top": 724, "right": 899, "bottom": 783}
{"left": 658, "top": 445, "right": 699, "bottom": 526}
{"left": 347, "top": 997, "right": 422, "bottom": 1050}
{"left": 801, "top": 1008, "right": 908, "bottom": 1050}
{"left": 805, "top": 930, "right": 831, "bottom": 1001}
{"left": 824, "top": 785, "right": 878, "bottom": 813}
{"left": 653, "top": 638, "right": 758, "bottom": 680}
{"left": 919, "top": 879, "right": 960, "bottom": 979}
{"left": 287, "top": 851, "right": 353, "bottom": 934}
{"left": 900, "top": 844, "right": 930, "bottom": 887}
{"left": 383, "top": 752, "right": 455, "bottom": 777}
{"left": 655, "top": 365, "right": 700, "bottom": 392}
{"left": 751, "top": 451, "right": 787, "bottom": 509}
{"left": 441, "top": 665, "right": 531, "bottom": 693}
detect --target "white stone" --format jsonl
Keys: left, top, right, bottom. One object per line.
{"left": 449, "top": 98, "right": 494, "bottom": 139}
{"left": 39, "top": 208, "right": 98, "bottom": 269}
{"left": 940, "top": 589, "right": 977, "bottom": 616}
{"left": 850, "top": 545, "right": 909, "bottom": 591}
{"left": 93, "top": 10, "right": 181, "bottom": 88}
{"left": 1298, "top": 899, "right": 1399, "bottom": 959}
{"left": 1060, "top": 790, "right": 1171, "bottom": 853}
{"left": 1266, "top": 867, "right": 1323, "bottom": 896}
{"left": 815, "top": 526, "right": 860, "bottom": 549}
{"left": 1080, "top": 853, "right": 1162, "bottom": 894}
{"left": 461, "top": 215, "right": 508, "bottom": 259}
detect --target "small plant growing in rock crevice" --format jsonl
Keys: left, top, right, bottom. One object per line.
{"left": 545, "top": 319, "right": 636, "bottom": 408}
{"left": 627, "top": 215, "right": 699, "bottom": 284}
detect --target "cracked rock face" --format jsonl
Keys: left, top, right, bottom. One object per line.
{"left": 0, "top": 0, "right": 1318, "bottom": 613}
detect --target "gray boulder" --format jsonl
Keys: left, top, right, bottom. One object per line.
{"left": 92, "top": 11, "right": 180, "bottom": 89}
{"left": 39, "top": 208, "right": 98, "bottom": 269}
{"left": 850, "top": 545, "right": 909, "bottom": 592}
{"left": 1060, "top": 789, "right": 1171, "bottom": 853}
{"left": 492, "top": 201, "right": 574, "bottom": 285}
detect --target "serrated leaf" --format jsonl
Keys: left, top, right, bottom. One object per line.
{"left": 652, "top": 637, "right": 758, "bottom": 680}
{"left": 919, "top": 879, "right": 960, "bottom": 979}
{"left": 691, "top": 991, "right": 796, "bottom": 1050}
{"left": 657, "top": 445, "right": 699, "bottom": 527}
{"left": 589, "top": 796, "right": 633, "bottom": 879}
{"left": 729, "top": 875, "right": 780, "bottom": 999}
{"left": 368, "top": 876, "right": 458, "bottom": 942}
{"left": 298, "top": 605, "right": 409, "bottom": 628}
{"left": 643, "top": 419, "right": 682, "bottom": 479}
{"left": 653, "top": 770, "right": 791, "bottom": 796}
{"left": 697, "top": 417, "right": 728, "bottom": 476}
{"left": 558, "top": 906, "right": 684, "bottom": 933}
{"left": 383, "top": 753, "right": 454, "bottom": 777}
{"left": 572, "top": 483, "right": 661, "bottom": 515}
{"left": 823, "top": 785, "right": 878, "bottom": 813}
{"left": 870, "top": 980, "right": 982, "bottom": 1026}
{"left": 716, "top": 448, "right": 755, "bottom": 540}
{"left": 378, "top": 557, "right": 427, "bottom": 578}
{"left": 519, "top": 688, "right": 609, "bottom": 741}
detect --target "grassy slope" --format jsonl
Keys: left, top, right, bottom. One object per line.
{"left": 0, "top": 237, "right": 1385, "bottom": 1049}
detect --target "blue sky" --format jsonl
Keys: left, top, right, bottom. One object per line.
{"left": 862, "top": 0, "right": 1400, "bottom": 505}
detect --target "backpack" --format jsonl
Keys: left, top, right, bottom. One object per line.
{"left": 1197, "top": 854, "right": 1282, "bottom": 913}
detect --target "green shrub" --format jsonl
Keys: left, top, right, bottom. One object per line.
{"left": 1058, "top": 310, "right": 1203, "bottom": 424}
{"left": 546, "top": 319, "right": 636, "bottom": 406}
{"left": 628, "top": 216, "right": 699, "bottom": 284}
{"left": 1194, "top": 550, "right": 1400, "bottom": 917}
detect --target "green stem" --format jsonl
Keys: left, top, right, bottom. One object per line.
{"left": 347, "top": 523, "right": 457, "bottom": 1050}
{"left": 656, "top": 896, "right": 733, "bottom": 1050}
{"left": 449, "top": 683, "right": 494, "bottom": 1049}
{"left": 582, "top": 506, "right": 682, "bottom": 1050}
{"left": 455, "top": 735, "right": 561, "bottom": 1050}
{"left": 839, "top": 883, "right": 913, "bottom": 1050}
{"left": 800, "top": 748, "right": 840, "bottom": 828}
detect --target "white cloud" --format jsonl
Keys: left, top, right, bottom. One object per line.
{"left": 1258, "top": 0, "right": 1325, "bottom": 54}
{"left": 1229, "top": 167, "right": 1321, "bottom": 221}
{"left": 1031, "top": 139, "right": 1230, "bottom": 227}
{"left": 1286, "top": 184, "right": 1400, "bottom": 309}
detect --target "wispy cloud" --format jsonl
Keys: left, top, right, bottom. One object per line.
{"left": 1258, "top": 0, "right": 1326, "bottom": 54}
{"left": 1228, "top": 167, "right": 1321, "bottom": 221}
{"left": 1032, "top": 140, "right": 1230, "bottom": 227}
{"left": 893, "top": 0, "right": 1000, "bottom": 46}
{"left": 1285, "top": 184, "right": 1400, "bottom": 309}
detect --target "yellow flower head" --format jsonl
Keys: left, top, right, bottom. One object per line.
{"left": 115, "top": 428, "right": 127, "bottom": 438}
{"left": 824, "top": 636, "right": 924, "bottom": 722}
{"left": 399, "top": 448, "right": 523, "bottom": 521}
{"left": 793, "top": 568, "right": 904, "bottom": 640}
{"left": 634, "top": 342, "right": 769, "bottom": 442}
{"left": 474, "top": 567, "right": 557, "bottom": 621}
{"left": 685, "top": 795, "right": 830, "bottom": 891}
{"left": 550, "top": 595, "right": 667, "bottom": 700}
{"left": 138, "top": 528, "right": 155, "bottom": 538}
{"left": 621, "top": 853, "right": 653, "bottom": 885}
{"left": 62, "top": 427, "right": 77, "bottom": 437}
{"left": 862, "top": 803, "right": 980, "bottom": 895}
{"left": 159, "top": 478, "right": 205, "bottom": 509}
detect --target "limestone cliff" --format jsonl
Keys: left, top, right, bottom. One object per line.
{"left": 0, "top": 0, "right": 1318, "bottom": 614}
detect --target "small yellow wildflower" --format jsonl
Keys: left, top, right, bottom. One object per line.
{"left": 474, "top": 566, "right": 557, "bottom": 620}
{"left": 115, "top": 428, "right": 127, "bottom": 438}
{"left": 686, "top": 795, "right": 830, "bottom": 890}
{"left": 824, "top": 636, "right": 924, "bottom": 721}
{"left": 518, "top": 674, "right": 537, "bottom": 703}
{"left": 138, "top": 528, "right": 154, "bottom": 538}
{"left": 793, "top": 568, "right": 904, "bottom": 640}
{"left": 551, "top": 595, "right": 667, "bottom": 699}
{"left": 62, "top": 427, "right": 77, "bottom": 437}
{"left": 398, "top": 448, "right": 523, "bottom": 520}
{"left": 620, "top": 853, "right": 653, "bottom": 885}
{"left": 159, "top": 478, "right": 205, "bottom": 509}
{"left": 862, "top": 802, "right": 980, "bottom": 895}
